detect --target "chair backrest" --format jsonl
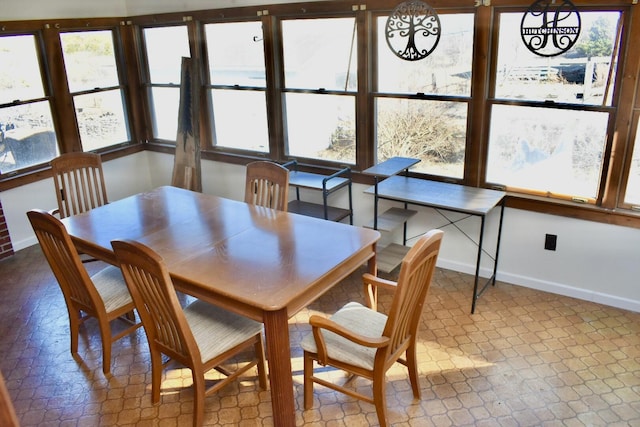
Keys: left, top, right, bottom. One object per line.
{"left": 26, "top": 209, "right": 103, "bottom": 315}
{"left": 244, "top": 161, "right": 290, "bottom": 211}
{"left": 51, "top": 152, "right": 108, "bottom": 218}
{"left": 111, "top": 239, "right": 200, "bottom": 366}
{"left": 382, "top": 229, "right": 443, "bottom": 361}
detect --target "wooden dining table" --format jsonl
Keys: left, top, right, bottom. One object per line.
{"left": 60, "top": 185, "right": 380, "bottom": 426}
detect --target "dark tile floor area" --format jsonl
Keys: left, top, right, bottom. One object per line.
{"left": 1, "top": 244, "right": 639, "bottom": 426}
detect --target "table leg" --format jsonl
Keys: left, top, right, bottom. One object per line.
{"left": 263, "top": 309, "right": 296, "bottom": 427}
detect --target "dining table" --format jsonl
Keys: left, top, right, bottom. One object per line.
{"left": 60, "top": 185, "right": 380, "bottom": 426}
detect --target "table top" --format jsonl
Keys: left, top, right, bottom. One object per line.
{"left": 365, "top": 175, "right": 505, "bottom": 215}
{"left": 62, "top": 186, "right": 380, "bottom": 316}
{"left": 362, "top": 157, "right": 421, "bottom": 177}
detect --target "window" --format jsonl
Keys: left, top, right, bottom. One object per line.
{"left": 374, "top": 13, "right": 474, "bottom": 179}
{"left": 281, "top": 17, "right": 357, "bottom": 164}
{"left": 60, "top": 29, "right": 130, "bottom": 151}
{"left": 486, "top": 11, "right": 622, "bottom": 201}
{"left": 0, "top": 34, "right": 58, "bottom": 175}
{"left": 204, "top": 21, "right": 269, "bottom": 153}
{"left": 141, "top": 25, "right": 190, "bottom": 141}
{"left": 623, "top": 116, "right": 640, "bottom": 206}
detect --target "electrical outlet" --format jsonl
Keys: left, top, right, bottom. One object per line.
{"left": 544, "top": 234, "right": 557, "bottom": 251}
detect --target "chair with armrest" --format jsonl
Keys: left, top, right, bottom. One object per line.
{"left": 50, "top": 152, "right": 108, "bottom": 218}
{"left": 26, "top": 209, "right": 142, "bottom": 375}
{"left": 244, "top": 160, "right": 290, "bottom": 211}
{"left": 301, "top": 229, "right": 444, "bottom": 427}
{"left": 111, "top": 239, "right": 268, "bottom": 427}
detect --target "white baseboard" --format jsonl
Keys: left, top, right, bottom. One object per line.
{"left": 437, "top": 259, "right": 640, "bottom": 314}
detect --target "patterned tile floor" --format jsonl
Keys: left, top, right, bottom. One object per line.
{"left": 1, "top": 244, "right": 639, "bottom": 426}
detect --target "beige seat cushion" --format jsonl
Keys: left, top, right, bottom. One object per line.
{"left": 301, "top": 302, "right": 388, "bottom": 370}
{"left": 184, "top": 300, "right": 263, "bottom": 364}
{"left": 92, "top": 266, "right": 133, "bottom": 314}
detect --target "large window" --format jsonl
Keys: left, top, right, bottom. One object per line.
{"left": 486, "top": 11, "right": 622, "bottom": 201}
{"left": 374, "top": 13, "right": 474, "bottom": 179}
{"left": 60, "top": 29, "right": 130, "bottom": 151}
{"left": 204, "top": 21, "right": 269, "bottom": 153}
{"left": 141, "top": 25, "right": 190, "bottom": 141}
{"left": 281, "top": 17, "right": 357, "bottom": 164}
{"left": 0, "top": 34, "right": 58, "bottom": 175}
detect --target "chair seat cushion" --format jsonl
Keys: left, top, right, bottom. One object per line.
{"left": 184, "top": 300, "right": 263, "bottom": 364}
{"left": 300, "top": 302, "right": 388, "bottom": 370}
{"left": 91, "top": 266, "right": 134, "bottom": 314}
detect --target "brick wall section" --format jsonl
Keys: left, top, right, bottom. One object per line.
{"left": 0, "top": 200, "right": 14, "bottom": 260}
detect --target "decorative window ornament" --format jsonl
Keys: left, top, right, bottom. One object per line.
{"left": 521, "top": 0, "right": 581, "bottom": 57}
{"left": 385, "top": 0, "right": 441, "bottom": 61}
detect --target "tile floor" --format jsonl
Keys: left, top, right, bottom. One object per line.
{"left": 1, "top": 244, "right": 639, "bottom": 426}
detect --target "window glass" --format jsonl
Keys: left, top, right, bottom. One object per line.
{"left": 143, "top": 26, "right": 190, "bottom": 84}
{"left": 281, "top": 17, "right": 357, "bottom": 163}
{"left": 210, "top": 89, "right": 269, "bottom": 152}
{"left": 142, "top": 26, "right": 190, "bottom": 141}
{"left": 486, "top": 104, "right": 607, "bottom": 198}
{"left": 60, "top": 29, "right": 130, "bottom": 150}
{"left": 0, "top": 35, "right": 58, "bottom": 174}
{"left": 377, "top": 13, "right": 474, "bottom": 96}
{"left": 282, "top": 18, "right": 357, "bottom": 91}
{"left": 623, "top": 119, "right": 640, "bottom": 205}
{"left": 206, "top": 21, "right": 266, "bottom": 87}
{"left": 204, "top": 21, "right": 268, "bottom": 153}
{"left": 376, "top": 98, "right": 466, "bottom": 178}
{"left": 60, "top": 31, "right": 120, "bottom": 92}
{"left": 495, "top": 12, "right": 621, "bottom": 106}
{"left": 285, "top": 93, "right": 354, "bottom": 163}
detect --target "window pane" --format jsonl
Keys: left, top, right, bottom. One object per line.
{"left": 623, "top": 119, "right": 640, "bottom": 205}
{"left": 282, "top": 18, "right": 357, "bottom": 91}
{"left": 150, "top": 87, "right": 180, "bottom": 140}
{"left": 285, "top": 93, "right": 355, "bottom": 163}
{"left": 496, "top": 12, "right": 621, "bottom": 106}
{"left": 60, "top": 30, "right": 119, "bottom": 93}
{"left": 205, "top": 22, "right": 266, "bottom": 87}
{"left": 143, "top": 26, "right": 190, "bottom": 84}
{"left": 376, "top": 98, "right": 466, "bottom": 178}
{"left": 0, "top": 35, "right": 45, "bottom": 104}
{"left": 75, "top": 90, "right": 129, "bottom": 151}
{"left": 377, "top": 13, "right": 474, "bottom": 96}
{"left": 0, "top": 102, "right": 58, "bottom": 173}
{"left": 486, "top": 104, "right": 608, "bottom": 198}
{"left": 211, "top": 89, "right": 268, "bottom": 152}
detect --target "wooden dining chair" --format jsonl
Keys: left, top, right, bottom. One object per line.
{"left": 244, "top": 160, "right": 290, "bottom": 211}
{"left": 26, "top": 209, "right": 142, "bottom": 375}
{"left": 0, "top": 371, "right": 19, "bottom": 427}
{"left": 301, "top": 229, "right": 444, "bottom": 427}
{"left": 50, "top": 152, "right": 108, "bottom": 219}
{"left": 111, "top": 239, "right": 268, "bottom": 427}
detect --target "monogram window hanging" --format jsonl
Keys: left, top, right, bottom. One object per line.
{"left": 521, "top": 0, "right": 581, "bottom": 57}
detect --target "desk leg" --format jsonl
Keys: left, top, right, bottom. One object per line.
{"left": 471, "top": 216, "right": 486, "bottom": 314}
{"left": 263, "top": 309, "right": 296, "bottom": 427}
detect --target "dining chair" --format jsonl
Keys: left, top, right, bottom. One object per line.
{"left": 301, "top": 229, "right": 444, "bottom": 427}
{"left": 26, "top": 209, "right": 142, "bottom": 375}
{"left": 111, "top": 239, "right": 268, "bottom": 427}
{"left": 50, "top": 152, "right": 108, "bottom": 219}
{"left": 244, "top": 160, "right": 290, "bottom": 211}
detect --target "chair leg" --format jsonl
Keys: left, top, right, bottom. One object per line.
{"left": 406, "top": 345, "right": 421, "bottom": 399}
{"left": 254, "top": 336, "right": 268, "bottom": 390}
{"left": 68, "top": 307, "right": 80, "bottom": 355}
{"left": 150, "top": 350, "right": 163, "bottom": 404}
{"left": 373, "top": 374, "right": 388, "bottom": 427}
{"left": 98, "top": 319, "right": 113, "bottom": 375}
{"left": 303, "top": 352, "right": 314, "bottom": 410}
{"left": 192, "top": 370, "right": 205, "bottom": 427}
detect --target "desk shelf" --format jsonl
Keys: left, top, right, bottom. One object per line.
{"left": 284, "top": 161, "right": 353, "bottom": 224}
{"left": 363, "top": 157, "right": 420, "bottom": 273}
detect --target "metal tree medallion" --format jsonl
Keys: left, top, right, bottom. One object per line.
{"left": 521, "top": 0, "right": 581, "bottom": 57}
{"left": 385, "top": 0, "right": 441, "bottom": 61}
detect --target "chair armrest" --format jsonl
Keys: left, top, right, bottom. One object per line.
{"left": 309, "top": 314, "right": 389, "bottom": 365}
{"left": 362, "top": 273, "right": 397, "bottom": 311}
{"left": 48, "top": 208, "right": 60, "bottom": 217}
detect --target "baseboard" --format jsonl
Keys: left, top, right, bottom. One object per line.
{"left": 437, "top": 259, "right": 640, "bottom": 314}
